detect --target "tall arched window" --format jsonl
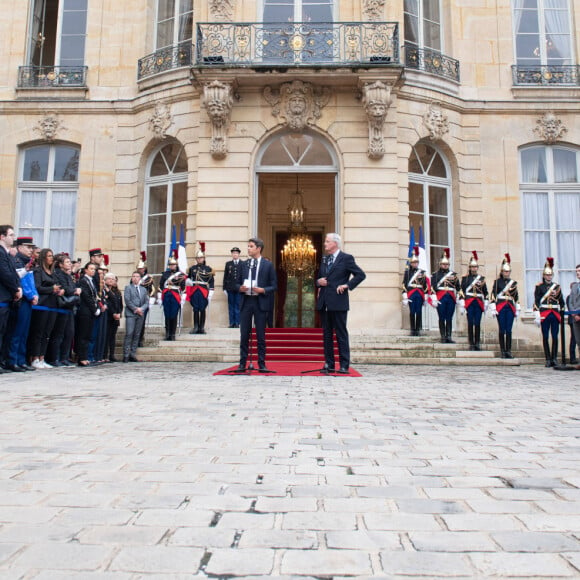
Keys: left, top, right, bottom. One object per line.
{"left": 143, "top": 141, "right": 188, "bottom": 276}
{"left": 408, "top": 142, "right": 452, "bottom": 272}
{"left": 521, "top": 144, "right": 579, "bottom": 308}
{"left": 17, "top": 143, "right": 80, "bottom": 255}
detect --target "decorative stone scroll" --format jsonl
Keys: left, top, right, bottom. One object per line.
{"left": 533, "top": 112, "right": 568, "bottom": 144}
{"left": 362, "top": 0, "right": 386, "bottom": 21}
{"left": 361, "top": 80, "right": 392, "bottom": 159}
{"left": 149, "top": 102, "right": 173, "bottom": 139}
{"left": 209, "top": 0, "right": 234, "bottom": 21}
{"left": 33, "top": 112, "right": 65, "bottom": 142}
{"left": 423, "top": 102, "right": 449, "bottom": 141}
{"left": 264, "top": 80, "right": 331, "bottom": 131}
{"left": 203, "top": 80, "right": 234, "bottom": 159}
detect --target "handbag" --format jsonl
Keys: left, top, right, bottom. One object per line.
{"left": 57, "top": 294, "right": 80, "bottom": 309}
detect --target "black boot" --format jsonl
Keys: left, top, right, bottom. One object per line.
{"left": 551, "top": 338, "right": 558, "bottom": 367}
{"left": 168, "top": 318, "right": 177, "bottom": 341}
{"left": 190, "top": 311, "right": 199, "bottom": 334}
{"left": 505, "top": 333, "right": 514, "bottom": 359}
{"left": 542, "top": 336, "right": 551, "bottom": 366}
{"left": 446, "top": 320, "right": 455, "bottom": 344}
{"left": 164, "top": 323, "right": 170, "bottom": 341}
{"left": 198, "top": 310, "right": 206, "bottom": 334}
{"left": 439, "top": 320, "right": 446, "bottom": 343}
{"left": 410, "top": 313, "right": 417, "bottom": 336}
{"left": 474, "top": 325, "right": 481, "bottom": 351}
{"left": 499, "top": 333, "right": 506, "bottom": 358}
{"left": 467, "top": 323, "right": 474, "bottom": 350}
{"left": 416, "top": 312, "right": 422, "bottom": 336}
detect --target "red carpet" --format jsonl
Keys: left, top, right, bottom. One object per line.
{"left": 214, "top": 362, "right": 362, "bottom": 377}
{"left": 213, "top": 328, "right": 362, "bottom": 376}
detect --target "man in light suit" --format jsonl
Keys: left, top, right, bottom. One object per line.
{"left": 234, "top": 238, "right": 277, "bottom": 372}
{"left": 569, "top": 264, "right": 580, "bottom": 369}
{"left": 123, "top": 271, "right": 149, "bottom": 362}
{"left": 316, "top": 233, "right": 366, "bottom": 374}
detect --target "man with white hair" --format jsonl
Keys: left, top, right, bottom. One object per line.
{"left": 316, "top": 233, "right": 366, "bottom": 374}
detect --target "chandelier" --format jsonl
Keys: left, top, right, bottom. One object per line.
{"left": 281, "top": 177, "right": 316, "bottom": 278}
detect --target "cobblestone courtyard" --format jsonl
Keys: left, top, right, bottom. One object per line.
{"left": 0, "top": 363, "right": 579, "bottom": 579}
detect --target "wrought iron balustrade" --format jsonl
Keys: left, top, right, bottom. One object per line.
{"left": 138, "top": 42, "right": 193, "bottom": 79}
{"left": 403, "top": 45, "right": 460, "bottom": 82}
{"left": 195, "top": 21, "right": 399, "bottom": 67}
{"left": 512, "top": 65, "right": 579, "bottom": 86}
{"left": 18, "top": 66, "right": 87, "bottom": 88}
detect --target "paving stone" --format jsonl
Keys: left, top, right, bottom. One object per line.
{"left": 0, "top": 543, "right": 22, "bottom": 564}
{"left": 409, "top": 532, "right": 496, "bottom": 552}
{"left": 326, "top": 531, "right": 402, "bottom": 550}
{"left": 254, "top": 497, "right": 318, "bottom": 513}
{"left": 217, "top": 512, "right": 276, "bottom": 529}
{"left": 204, "top": 548, "right": 275, "bottom": 575}
{"left": 492, "top": 531, "right": 580, "bottom": 552}
{"left": 282, "top": 511, "right": 356, "bottom": 530}
{"left": 237, "top": 529, "right": 318, "bottom": 549}
{"left": 280, "top": 550, "right": 372, "bottom": 575}
{"left": 379, "top": 551, "right": 474, "bottom": 576}
{"left": 364, "top": 513, "right": 442, "bottom": 531}
{"left": 10, "top": 543, "right": 113, "bottom": 571}
{"left": 77, "top": 525, "right": 169, "bottom": 545}
{"left": 442, "top": 514, "right": 524, "bottom": 531}
{"left": 470, "top": 552, "right": 576, "bottom": 577}
{"left": 109, "top": 546, "right": 205, "bottom": 573}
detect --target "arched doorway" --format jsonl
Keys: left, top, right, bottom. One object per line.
{"left": 255, "top": 130, "right": 339, "bottom": 327}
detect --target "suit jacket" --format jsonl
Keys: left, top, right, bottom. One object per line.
{"left": 223, "top": 259, "right": 242, "bottom": 292}
{"left": 569, "top": 281, "right": 580, "bottom": 313}
{"left": 316, "top": 251, "right": 366, "bottom": 312}
{"left": 0, "top": 246, "right": 20, "bottom": 303}
{"left": 235, "top": 258, "right": 277, "bottom": 312}
{"left": 124, "top": 283, "right": 150, "bottom": 318}
{"left": 78, "top": 274, "right": 99, "bottom": 317}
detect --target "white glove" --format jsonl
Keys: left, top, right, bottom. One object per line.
{"left": 224, "top": 290, "right": 228, "bottom": 296}
{"left": 515, "top": 304, "right": 520, "bottom": 319}
{"left": 208, "top": 290, "right": 214, "bottom": 302}
{"left": 402, "top": 299, "right": 409, "bottom": 308}
{"left": 484, "top": 300, "right": 489, "bottom": 311}
{"left": 156, "top": 292, "right": 162, "bottom": 305}
{"left": 534, "top": 310, "right": 541, "bottom": 326}
{"left": 429, "top": 296, "right": 439, "bottom": 308}
{"left": 402, "top": 292, "right": 408, "bottom": 301}
{"left": 456, "top": 296, "right": 462, "bottom": 305}
{"left": 459, "top": 299, "right": 465, "bottom": 315}
{"left": 95, "top": 308, "right": 101, "bottom": 317}
{"left": 185, "top": 278, "right": 194, "bottom": 286}
{"left": 487, "top": 302, "right": 497, "bottom": 318}
{"left": 180, "top": 293, "right": 186, "bottom": 305}
{"left": 149, "top": 297, "right": 156, "bottom": 306}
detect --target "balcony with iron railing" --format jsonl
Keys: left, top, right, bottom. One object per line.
{"left": 194, "top": 21, "right": 399, "bottom": 68}
{"left": 18, "top": 65, "right": 88, "bottom": 88}
{"left": 403, "top": 44, "right": 460, "bottom": 82}
{"left": 512, "top": 64, "right": 580, "bottom": 86}
{"left": 137, "top": 42, "right": 193, "bottom": 80}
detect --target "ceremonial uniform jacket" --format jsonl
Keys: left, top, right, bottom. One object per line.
{"left": 534, "top": 278, "right": 565, "bottom": 322}
{"left": 187, "top": 264, "right": 214, "bottom": 289}
{"left": 460, "top": 274, "right": 488, "bottom": 310}
{"left": 223, "top": 259, "right": 241, "bottom": 292}
{"left": 491, "top": 276, "right": 519, "bottom": 315}
{"left": 431, "top": 269, "right": 460, "bottom": 301}
{"left": 402, "top": 267, "right": 429, "bottom": 299}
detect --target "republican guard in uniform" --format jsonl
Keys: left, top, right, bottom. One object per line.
{"left": 402, "top": 247, "right": 429, "bottom": 336}
{"left": 459, "top": 251, "right": 488, "bottom": 351}
{"left": 534, "top": 257, "right": 565, "bottom": 367}
{"left": 160, "top": 254, "right": 185, "bottom": 341}
{"left": 430, "top": 248, "right": 460, "bottom": 343}
{"left": 186, "top": 243, "right": 214, "bottom": 334}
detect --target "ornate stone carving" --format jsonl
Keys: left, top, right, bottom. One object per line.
{"left": 33, "top": 112, "right": 65, "bottom": 142}
{"left": 149, "top": 102, "right": 173, "bottom": 139}
{"left": 361, "top": 80, "right": 392, "bottom": 159}
{"left": 423, "top": 102, "right": 449, "bottom": 141}
{"left": 264, "top": 80, "right": 331, "bottom": 131}
{"left": 209, "top": 0, "right": 234, "bottom": 21}
{"left": 362, "top": 0, "right": 386, "bottom": 21}
{"left": 533, "top": 112, "right": 568, "bottom": 144}
{"left": 203, "top": 80, "right": 234, "bottom": 159}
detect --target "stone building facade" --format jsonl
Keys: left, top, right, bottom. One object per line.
{"left": 0, "top": 1, "right": 578, "bottom": 337}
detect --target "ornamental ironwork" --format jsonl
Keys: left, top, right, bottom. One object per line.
{"left": 138, "top": 42, "right": 193, "bottom": 80}
{"left": 403, "top": 45, "right": 460, "bottom": 82}
{"left": 18, "top": 66, "right": 87, "bottom": 88}
{"left": 195, "top": 21, "right": 399, "bottom": 67}
{"left": 512, "top": 65, "right": 579, "bottom": 86}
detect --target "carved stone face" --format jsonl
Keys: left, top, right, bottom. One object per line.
{"left": 288, "top": 94, "right": 307, "bottom": 115}
{"left": 367, "top": 101, "right": 386, "bottom": 118}
{"left": 207, "top": 99, "right": 227, "bottom": 120}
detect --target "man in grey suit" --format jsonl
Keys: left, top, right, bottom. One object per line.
{"left": 569, "top": 264, "right": 580, "bottom": 369}
{"left": 123, "top": 271, "right": 149, "bottom": 362}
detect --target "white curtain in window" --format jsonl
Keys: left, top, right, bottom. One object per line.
{"left": 50, "top": 191, "right": 77, "bottom": 228}
{"left": 543, "top": 0, "right": 570, "bottom": 64}
{"left": 523, "top": 192, "right": 549, "bottom": 229}
{"left": 20, "top": 190, "right": 46, "bottom": 229}
{"left": 553, "top": 149, "right": 577, "bottom": 182}
{"left": 555, "top": 192, "right": 580, "bottom": 229}
{"left": 521, "top": 149, "right": 547, "bottom": 183}
{"left": 404, "top": 0, "right": 419, "bottom": 45}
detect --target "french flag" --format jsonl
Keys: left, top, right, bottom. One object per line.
{"left": 178, "top": 223, "right": 188, "bottom": 274}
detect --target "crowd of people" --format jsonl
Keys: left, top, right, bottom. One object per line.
{"left": 2, "top": 221, "right": 579, "bottom": 374}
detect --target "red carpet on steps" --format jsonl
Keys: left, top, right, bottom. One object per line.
{"left": 213, "top": 328, "right": 362, "bottom": 377}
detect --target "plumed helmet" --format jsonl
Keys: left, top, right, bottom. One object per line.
{"left": 543, "top": 256, "right": 554, "bottom": 276}
{"left": 195, "top": 242, "right": 206, "bottom": 259}
{"left": 137, "top": 251, "right": 147, "bottom": 269}
{"left": 410, "top": 246, "right": 419, "bottom": 263}
{"left": 168, "top": 257, "right": 177, "bottom": 266}
{"left": 439, "top": 248, "right": 450, "bottom": 265}
{"left": 501, "top": 253, "right": 511, "bottom": 273}
{"left": 468, "top": 250, "right": 478, "bottom": 268}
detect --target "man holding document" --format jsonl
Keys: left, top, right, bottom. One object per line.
{"left": 234, "top": 238, "right": 277, "bottom": 373}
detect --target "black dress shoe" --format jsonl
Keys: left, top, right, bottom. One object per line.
{"left": 6, "top": 364, "right": 25, "bottom": 372}
{"left": 232, "top": 364, "right": 247, "bottom": 373}
{"left": 0, "top": 367, "right": 7, "bottom": 374}
{"left": 128, "top": 356, "right": 139, "bottom": 362}
{"left": 258, "top": 365, "right": 271, "bottom": 373}
{"left": 337, "top": 367, "right": 350, "bottom": 374}
{"left": 122, "top": 357, "right": 129, "bottom": 363}
{"left": 21, "top": 364, "right": 35, "bottom": 371}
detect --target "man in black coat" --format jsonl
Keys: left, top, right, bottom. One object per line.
{"left": 0, "top": 225, "right": 22, "bottom": 373}
{"left": 234, "top": 238, "right": 277, "bottom": 372}
{"left": 316, "top": 233, "right": 366, "bottom": 374}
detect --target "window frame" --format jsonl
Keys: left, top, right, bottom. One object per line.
{"left": 154, "top": 0, "right": 194, "bottom": 51}
{"left": 404, "top": 0, "right": 443, "bottom": 53}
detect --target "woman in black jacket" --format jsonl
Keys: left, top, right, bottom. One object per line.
{"left": 47, "top": 254, "right": 81, "bottom": 366}
{"left": 103, "top": 272, "right": 123, "bottom": 362}
{"left": 76, "top": 262, "right": 100, "bottom": 367}
{"left": 29, "top": 248, "right": 64, "bottom": 369}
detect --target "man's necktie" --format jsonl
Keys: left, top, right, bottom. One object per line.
{"left": 327, "top": 255, "right": 334, "bottom": 271}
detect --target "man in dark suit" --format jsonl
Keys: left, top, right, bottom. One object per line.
{"left": 0, "top": 225, "right": 22, "bottom": 374}
{"left": 234, "top": 238, "right": 277, "bottom": 372}
{"left": 123, "top": 271, "right": 150, "bottom": 362}
{"left": 316, "top": 233, "right": 366, "bottom": 374}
